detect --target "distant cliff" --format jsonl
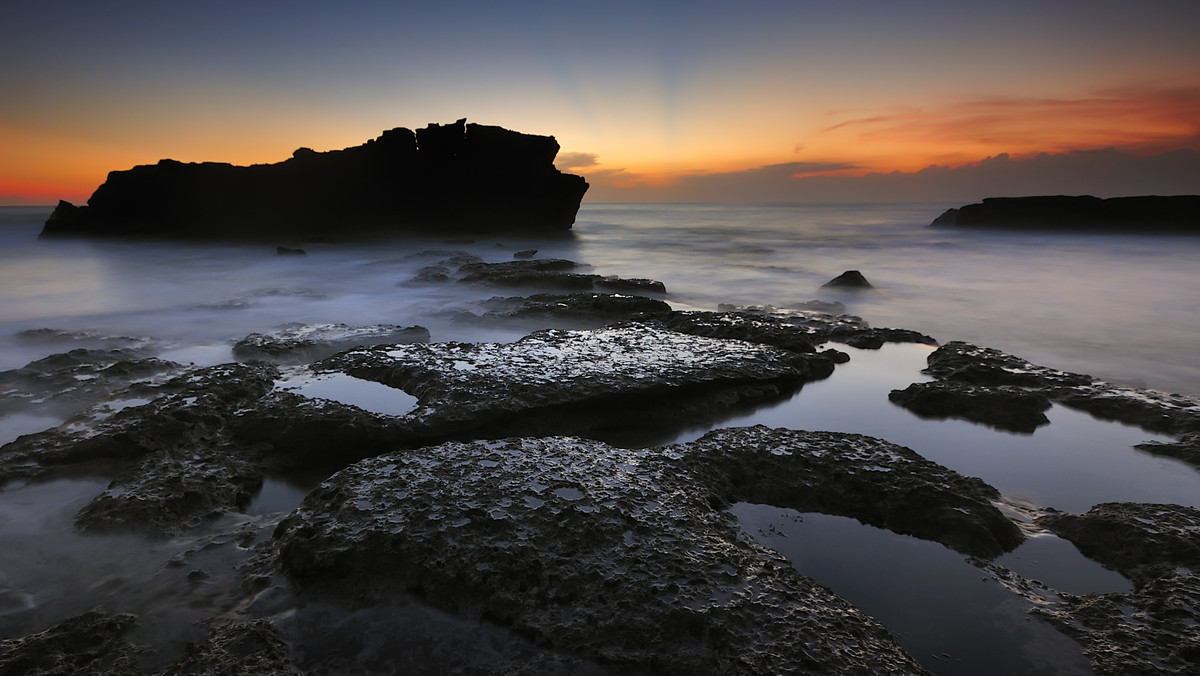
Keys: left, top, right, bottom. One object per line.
{"left": 931, "top": 195, "right": 1200, "bottom": 233}
{"left": 41, "top": 119, "right": 589, "bottom": 240}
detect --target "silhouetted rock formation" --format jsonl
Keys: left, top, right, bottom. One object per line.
{"left": 931, "top": 195, "right": 1200, "bottom": 232}
{"left": 40, "top": 119, "right": 589, "bottom": 240}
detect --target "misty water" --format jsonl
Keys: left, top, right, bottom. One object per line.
{"left": 2, "top": 203, "right": 1200, "bottom": 673}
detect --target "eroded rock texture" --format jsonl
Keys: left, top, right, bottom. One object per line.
{"left": 1036, "top": 503, "right": 1200, "bottom": 675}
{"left": 895, "top": 341, "right": 1200, "bottom": 445}
{"left": 273, "top": 432, "right": 947, "bottom": 674}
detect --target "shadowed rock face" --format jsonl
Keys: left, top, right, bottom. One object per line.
{"left": 40, "top": 119, "right": 589, "bottom": 240}
{"left": 272, "top": 433, "right": 944, "bottom": 675}
{"left": 931, "top": 195, "right": 1200, "bottom": 232}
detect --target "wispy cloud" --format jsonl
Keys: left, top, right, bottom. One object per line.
{"left": 817, "top": 86, "right": 1200, "bottom": 165}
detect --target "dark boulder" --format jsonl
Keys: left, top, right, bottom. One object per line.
{"left": 823, "top": 270, "right": 873, "bottom": 288}
{"left": 930, "top": 195, "right": 1200, "bottom": 233}
{"left": 40, "top": 120, "right": 589, "bottom": 240}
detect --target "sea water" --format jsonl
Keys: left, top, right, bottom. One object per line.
{"left": 2, "top": 203, "right": 1200, "bottom": 673}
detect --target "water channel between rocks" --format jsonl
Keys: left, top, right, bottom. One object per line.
{"left": 2, "top": 341, "right": 1198, "bottom": 674}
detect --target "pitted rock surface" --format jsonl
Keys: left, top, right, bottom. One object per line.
{"left": 663, "top": 309, "right": 934, "bottom": 352}
{"left": 672, "top": 426, "right": 1023, "bottom": 557}
{"left": 920, "top": 341, "right": 1200, "bottom": 439}
{"left": 0, "top": 348, "right": 182, "bottom": 418}
{"left": 233, "top": 322, "right": 430, "bottom": 363}
{"left": 887, "top": 381, "right": 1052, "bottom": 433}
{"left": 1034, "top": 503, "right": 1200, "bottom": 675}
{"left": 315, "top": 325, "right": 834, "bottom": 437}
{"left": 273, "top": 435, "right": 929, "bottom": 675}
{"left": 0, "top": 362, "right": 278, "bottom": 482}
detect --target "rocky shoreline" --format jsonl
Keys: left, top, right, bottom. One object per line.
{"left": 2, "top": 253, "right": 1198, "bottom": 674}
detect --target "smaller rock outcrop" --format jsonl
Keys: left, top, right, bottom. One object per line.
{"left": 931, "top": 195, "right": 1200, "bottom": 233}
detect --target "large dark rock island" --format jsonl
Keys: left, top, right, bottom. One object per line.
{"left": 40, "top": 119, "right": 589, "bottom": 240}
{"left": 931, "top": 195, "right": 1200, "bottom": 233}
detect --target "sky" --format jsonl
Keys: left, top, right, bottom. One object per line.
{"left": 2, "top": 0, "right": 1198, "bottom": 205}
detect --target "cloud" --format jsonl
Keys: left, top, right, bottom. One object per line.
{"left": 554, "top": 152, "right": 599, "bottom": 172}
{"left": 582, "top": 148, "right": 1200, "bottom": 203}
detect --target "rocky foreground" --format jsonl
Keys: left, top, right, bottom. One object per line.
{"left": 1, "top": 262, "right": 1199, "bottom": 674}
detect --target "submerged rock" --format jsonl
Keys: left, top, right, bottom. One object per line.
{"left": 930, "top": 195, "right": 1200, "bottom": 233}
{"left": 272, "top": 434, "right": 935, "bottom": 674}
{"left": 1035, "top": 503, "right": 1200, "bottom": 674}
{"left": 40, "top": 119, "right": 589, "bottom": 240}
{"left": 888, "top": 381, "right": 1052, "bottom": 433}
{"left": 233, "top": 322, "right": 430, "bottom": 364}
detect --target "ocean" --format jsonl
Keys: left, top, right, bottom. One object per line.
{"left": 2, "top": 202, "right": 1199, "bottom": 674}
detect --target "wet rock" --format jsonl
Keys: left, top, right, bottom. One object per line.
{"left": 923, "top": 341, "right": 1093, "bottom": 388}
{"left": 887, "top": 381, "right": 1052, "bottom": 433}
{"left": 648, "top": 311, "right": 820, "bottom": 354}
{"left": 1, "top": 362, "right": 277, "bottom": 485}
{"left": 0, "top": 348, "right": 182, "bottom": 418}
{"left": 232, "top": 322, "right": 430, "bottom": 364}
{"left": 0, "top": 609, "right": 145, "bottom": 675}
{"left": 1136, "top": 432, "right": 1200, "bottom": 467}
{"left": 74, "top": 445, "right": 264, "bottom": 537}
{"left": 676, "top": 426, "right": 1023, "bottom": 558}
{"left": 822, "top": 270, "right": 873, "bottom": 288}
{"left": 513, "top": 248, "right": 537, "bottom": 258}
{"left": 159, "top": 619, "right": 300, "bottom": 676}
{"left": 41, "top": 120, "right": 589, "bottom": 239}
{"left": 656, "top": 308, "right": 934, "bottom": 353}
{"left": 826, "top": 327, "right": 936, "bottom": 349}
{"left": 272, "top": 435, "right": 929, "bottom": 674}
{"left": 1035, "top": 503, "right": 1200, "bottom": 675}
{"left": 314, "top": 324, "right": 834, "bottom": 441}
{"left": 476, "top": 292, "right": 671, "bottom": 323}
{"left": 920, "top": 341, "right": 1200, "bottom": 439}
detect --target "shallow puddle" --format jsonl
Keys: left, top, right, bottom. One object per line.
{"left": 273, "top": 369, "right": 419, "bottom": 416}
{"left": 732, "top": 503, "right": 1095, "bottom": 676}
{"left": 674, "top": 343, "right": 1198, "bottom": 513}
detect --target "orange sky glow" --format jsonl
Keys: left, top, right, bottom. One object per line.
{"left": 2, "top": 2, "right": 1198, "bottom": 205}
